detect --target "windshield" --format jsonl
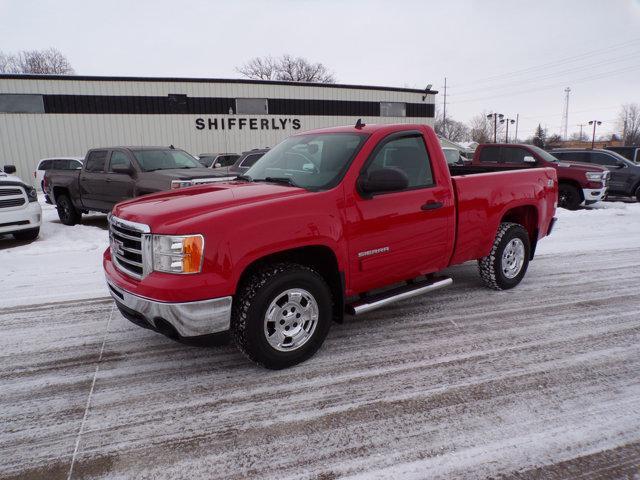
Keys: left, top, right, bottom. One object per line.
{"left": 527, "top": 145, "right": 561, "bottom": 163}
{"left": 198, "top": 156, "right": 215, "bottom": 167}
{"left": 442, "top": 148, "right": 460, "bottom": 165}
{"left": 244, "top": 133, "right": 368, "bottom": 190}
{"left": 133, "top": 149, "right": 202, "bottom": 171}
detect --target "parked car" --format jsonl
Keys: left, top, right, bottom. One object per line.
{"left": 552, "top": 148, "right": 640, "bottom": 202}
{"left": 104, "top": 123, "right": 557, "bottom": 369}
{"left": 44, "top": 146, "right": 236, "bottom": 225}
{"left": 0, "top": 165, "right": 41, "bottom": 241}
{"left": 197, "top": 153, "right": 240, "bottom": 173}
{"left": 467, "top": 144, "right": 609, "bottom": 210}
{"left": 442, "top": 147, "right": 467, "bottom": 166}
{"left": 604, "top": 146, "right": 640, "bottom": 164}
{"left": 228, "top": 148, "right": 269, "bottom": 176}
{"left": 34, "top": 157, "right": 84, "bottom": 203}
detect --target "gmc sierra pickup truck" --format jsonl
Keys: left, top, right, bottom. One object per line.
{"left": 468, "top": 143, "right": 609, "bottom": 210}
{"left": 45, "top": 146, "right": 235, "bottom": 225}
{"left": 104, "top": 123, "right": 557, "bottom": 369}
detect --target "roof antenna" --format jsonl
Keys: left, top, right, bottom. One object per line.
{"left": 355, "top": 118, "right": 365, "bottom": 129}
{"left": 169, "top": 144, "right": 175, "bottom": 149}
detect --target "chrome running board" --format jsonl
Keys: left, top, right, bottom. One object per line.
{"left": 346, "top": 277, "right": 453, "bottom": 316}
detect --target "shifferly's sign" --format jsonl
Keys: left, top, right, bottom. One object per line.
{"left": 195, "top": 117, "right": 301, "bottom": 131}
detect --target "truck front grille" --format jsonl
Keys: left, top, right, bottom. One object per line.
{"left": 109, "top": 215, "right": 151, "bottom": 280}
{"left": 0, "top": 197, "right": 26, "bottom": 208}
{"left": 0, "top": 186, "right": 26, "bottom": 209}
{"left": 0, "top": 188, "right": 23, "bottom": 197}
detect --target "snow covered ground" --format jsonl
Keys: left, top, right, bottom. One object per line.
{"left": 1, "top": 198, "right": 640, "bottom": 479}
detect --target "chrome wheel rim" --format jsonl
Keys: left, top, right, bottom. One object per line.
{"left": 263, "top": 288, "right": 319, "bottom": 352}
{"left": 501, "top": 238, "right": 525, "bottom": 279}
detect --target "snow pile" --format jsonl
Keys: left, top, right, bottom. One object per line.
{"left": 0, "top": 195, "right": 109, "bottom": 308}
{"left": 537, "top": 201, "right": 640, "bottom": 255}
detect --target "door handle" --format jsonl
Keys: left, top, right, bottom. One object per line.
{"left": 421, "top": 201, "right": 443, "bottom": 211}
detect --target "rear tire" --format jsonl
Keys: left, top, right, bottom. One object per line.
{"left": 635, "top": 185, "right": 640, "bottom": 203}
{"left": 56, "top": 194, "right": 81, "bottom": 225}
{"left": 13, "top": 227, "right": 40, "bottom": 241}
{"left": 231, "top": 263, "right": 332, "bottom": 369}
{"left": 478, "top": 222, "right": 530, "bottom": 291}
{"left": 558, "top": 183, "right": 581, "bottom": 210}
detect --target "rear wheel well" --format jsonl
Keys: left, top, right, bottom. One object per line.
{"left": 52, "top": 186, "right": 70, "bottom": 202}
{"left": 237, "top": 246, "right": 344, "bottom": 323}
{"left": 501, "top": 205, "right": 539, "bottom": 259}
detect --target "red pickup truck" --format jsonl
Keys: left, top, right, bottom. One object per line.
{"left": 469, "top": 143, "right": 609, "bottom": 210}
{"left": 104, "top": 123, "right": 557, "bottom": 369}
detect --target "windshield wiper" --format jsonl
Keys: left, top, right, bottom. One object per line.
{"left": 236, "top": 174, "right": 253, "bottom": 182}
{"left": 260, "top": 176, "right": 299, "bottom": 187}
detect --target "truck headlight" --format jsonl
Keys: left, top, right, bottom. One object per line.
{"left": 152, "top": 234, "right": 204, "bottom": 274}
{"left": 585, "top": 172, "right": 604, "bottom": 182}
{"left": 171, "top": 180, "right": 194, "bottom": 189}
{"left": 26, "top": 186, "right": 38, "bottom": 202}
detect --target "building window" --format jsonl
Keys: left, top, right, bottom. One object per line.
{"left": 380, "top": 102, "right": 406, "bottom": 117}
{"left": 0, "top": 94, "right": 45, "bottom": 113}
{"left": 235, "top": 98, "right": 268, "bottom": 114}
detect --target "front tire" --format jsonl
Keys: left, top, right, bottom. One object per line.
{"left": 231, "top": 263, "right": 332, "bottom": 369}
{"left": 478, "top": 222, "right": 531, "bottom": 290}
{"left": 56, "top": 194, "right": 81, "bottom": 225}
{"left": 13, "top": 227, "right": 40, "bottom": 241}
{"left": 635, "top": 185, "right": 640, "bottom": 203}
{"left": 558, "top": 183, "right": 581, "bottom": 210}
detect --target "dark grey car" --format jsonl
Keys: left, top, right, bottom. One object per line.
{"left": 228, "top": 149, "right": 269, "bottom": 176}
{"left": 553, "top": 148, "right": 640, "bottom": 201}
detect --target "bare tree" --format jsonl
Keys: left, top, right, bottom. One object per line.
{"left": 618, "top": 103, "right": 640, "bottom": 146}
{"left": 0, "top": 48, "right": 74, "bottom": 74}
{"left": 569, "top": 131, "right": 588, "bottom": 142}
{"left": 235, "top": 56, "right": 279, "bottom": 80}
{"left": 236, "top": 54, "right": 335, "bottom": 83}
{"left": 434, "top": 109, "right": 470, "bottom": 142}
{"left": 468, "top": 111, "right": 503, "bottom": 143}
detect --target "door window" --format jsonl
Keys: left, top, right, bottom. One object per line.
{"left": 553, "top": 151, "right": 590, "bottom": 163}
{"left": 479, "top": 146, "right": 500, "bottom": 163}
{"left": 85, "top": 151, "right": 108, "bottom": 172}
{"left": 502, "top": 147, "right": 531, "bottom": 164}
{"left": 240, "top": 153, "right": 263, "bottom": 168}
{"left": 589, "top": 152, "right": 618, "bottom": 167}
{"left": 108, "top": 151, "right": 131, "bottom": 172}
{"left": 220, "top": 155, "right": 239, "bottom": 166}
{"left": 364, "top": 135, "right": 433, "bottom": 188}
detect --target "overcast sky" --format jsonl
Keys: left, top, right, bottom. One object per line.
{"left": 2, "top": 0, "right": 639, "bottom": 139}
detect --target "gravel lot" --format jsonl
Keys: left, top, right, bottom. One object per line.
{"left": 1, "top": 201, "right": 639, "bottom": 479}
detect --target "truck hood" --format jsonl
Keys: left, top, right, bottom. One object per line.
{"left": 146, "top": 168, "right": 235, "bottom": 179}
{"left": 112, "top": 181, "right": 308, "bottom": 232}
{"left": 552, "top": 161, "right": 607, "bottom": 173}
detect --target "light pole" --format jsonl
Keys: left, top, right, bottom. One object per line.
{"left": 500, "top": 117, "right": 516, "bottom": 143}
{"left": 588, "top": 120, "right": 602, "bottom": 149}
{"left": 487, "top": 113, "right": 504, "bottom": 143}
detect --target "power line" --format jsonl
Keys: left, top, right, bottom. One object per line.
{"left": 449, "top": 37, "right": 640, "bottom": 88}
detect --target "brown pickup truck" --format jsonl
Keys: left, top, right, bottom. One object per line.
{"left": 45, "top": 146, "right": 235, "bottom": 225}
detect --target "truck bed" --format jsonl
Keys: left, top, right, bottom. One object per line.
{"left": 449, "top": 167, "right": 557, "bottom": 266}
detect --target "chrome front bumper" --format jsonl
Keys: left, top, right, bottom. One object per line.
{"left": 106, "top": 280, "right": 232, "bottom": 338}
{"left": 582, "top": 187, "right": 607, "bottom": 204}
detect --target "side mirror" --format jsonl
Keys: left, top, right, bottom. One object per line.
{"left": 615, "top": 162, "right": 625, "bottom": 169}
{"left": 111, "top": 164, "right": 133, "bottom": 175}
{"left": 359, "top": 167, "right": 409, "bottom": 195}
{"left": 3, "top": 165, "right": 17, "bottom": 174}
{"left": 523, "top": 156, "right": 536, "bottom": 164}
{"left": 214, "top": 163, "right": 222, "bottom": 168}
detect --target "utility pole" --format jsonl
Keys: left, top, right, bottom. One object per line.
{"left": 562, "top": 87, "right": 571, "bottom": 140}
{"left": 500, "top": 117, "right": 516, "bottom": 143}
{"left": 577, "top": 123, "right": 586, "bottom": 143}
{"left": 487, "top": 112, "right": 504, "bottom": 143}
{"left": 442, "top": 77, "right": 447, "bottom": 138}
{"left": 514, "top": 113, "right": 519, "bottom": 142}
{"left": 589, "top": 120, "right": 602, "bottom": 149}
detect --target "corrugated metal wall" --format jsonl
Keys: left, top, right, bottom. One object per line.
{"left": 0, "top": 77, "right": 435, "bottom": 182}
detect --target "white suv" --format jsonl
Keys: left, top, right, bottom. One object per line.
{"left": 0, "top": 166, "right": 42, "bottom": 241}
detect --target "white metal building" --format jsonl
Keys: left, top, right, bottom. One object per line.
{"left": 0, "top": 75, "right": 436, "bottom": 181}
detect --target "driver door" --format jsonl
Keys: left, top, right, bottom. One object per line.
{"left": 346, "top": 132, "right": 455, "bottom": 294}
